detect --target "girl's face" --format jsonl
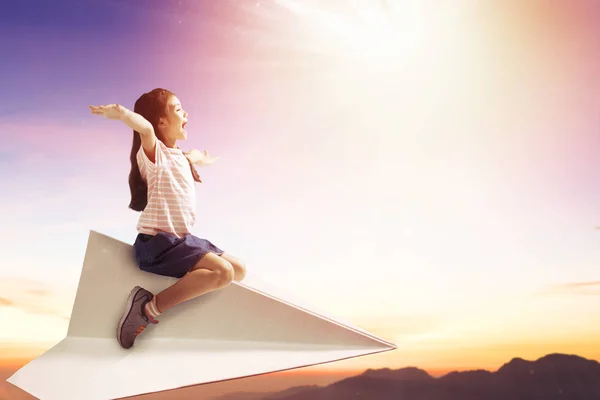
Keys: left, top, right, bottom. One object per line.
{"left": 158, "top": 95, "right": 188, "bottom": 145}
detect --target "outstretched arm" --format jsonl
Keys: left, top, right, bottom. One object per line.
{"left": 184, "top": 149, "right": 220, "bottom": 167}
{"left": 89, "top": 104, "right": 157, "bottom": 161}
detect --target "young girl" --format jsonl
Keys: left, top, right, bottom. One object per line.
{"left": 89, "top": 88, "right": 246, "bottom": 349}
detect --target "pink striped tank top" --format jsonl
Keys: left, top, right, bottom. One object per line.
{"left": 136, "top": 140, "right": 196, "bottom": 238}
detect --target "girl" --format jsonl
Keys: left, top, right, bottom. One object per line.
{"left": 89, "top": 88, "right": 246, "bottom": 349}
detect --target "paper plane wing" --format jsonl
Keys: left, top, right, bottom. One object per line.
{"left": 7, "top": 230, "right": 396, "bottom": 400}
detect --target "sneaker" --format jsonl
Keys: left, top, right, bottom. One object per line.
{"left": 117, "top": 286, "right": 158, "bottom": 349}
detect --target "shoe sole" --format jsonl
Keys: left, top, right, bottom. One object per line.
{"left": 116, "top": 286, "right": 143, "bottom": 349}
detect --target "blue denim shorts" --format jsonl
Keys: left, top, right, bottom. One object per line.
{"left": 133, "top": 232, "right": 224, "bottom": 278}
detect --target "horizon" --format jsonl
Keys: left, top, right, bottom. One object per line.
{"left": 2, "top": 352, "right": 597, "bottom": 399}
{"left": 2, "top": 0, "right": 600, "bottom": 398}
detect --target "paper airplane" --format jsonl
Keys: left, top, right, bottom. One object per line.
{"left": 7, "top": 230, "right": 396, "bottom": 399}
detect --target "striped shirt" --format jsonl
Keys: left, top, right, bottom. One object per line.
{"left": 136, "top": 140, "right": 196, "bottom": 238}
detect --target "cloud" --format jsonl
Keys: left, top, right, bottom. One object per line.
{"left": 25, "top": 288, "right": 51, "bottom": 296}
{"left": 0, "top": 279, "right": 73, "bottom": 320}
{"left": 0, "top": 297, "right": 14, "bottom": 307}
{"left": 543, "top": 281, "right": 600, "bottom": 296}
{"left": 357, "top": 313, "right": 446, "bottom": 341}
{"left": 558, "top": 281, "right": 600, "bottom": 289}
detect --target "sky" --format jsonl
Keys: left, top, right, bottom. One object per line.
{"left": 1, "top": 0, "right": 600, "bottom": 392}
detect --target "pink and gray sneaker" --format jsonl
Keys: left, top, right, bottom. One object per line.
{"left": 117, "top": 286, "right": 158, "bottom": 349}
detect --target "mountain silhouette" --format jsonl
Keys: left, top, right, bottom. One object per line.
{"left": 212, "top": 385, "right": 320, "bottom": 400}
{"left": 214, "top": 353, "right": 600, "bottom": 400}
{"left": 360, "top": 366, "right": 434, "bottom": 382}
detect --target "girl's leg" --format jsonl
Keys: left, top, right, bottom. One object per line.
{"left": 117, "top": 251, "right": 246, "bottom": 349}
{"left": 220, "top": 253, "right": 247, "bottom": 282}
{"left": 154, "top": 252, "right": 236, "bottom": 313}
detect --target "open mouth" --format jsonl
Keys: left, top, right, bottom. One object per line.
{"left": 182, "top": 122, "right": 187, "bottom": 130}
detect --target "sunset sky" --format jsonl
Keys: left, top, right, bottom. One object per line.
{"left": 2, "top": 0, "right": 600, "bottom": 395}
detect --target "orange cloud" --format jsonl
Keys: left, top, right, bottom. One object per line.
{"left": 0, "top": 297, "right": 14, "bottom": 307}
{"left": 559, "top": 281, "right": 600, "bottom": 288}
{"left": 545, "top": 281, "right": 600, "bottom": 295}
{"left": 0, "top": 278, "right": 72, "bottom": 320}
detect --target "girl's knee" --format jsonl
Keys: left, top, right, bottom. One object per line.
{"left": 234, "top": 260, "right": 247, "bottom": 281}
{"left": 214, "top": 259, "right": 234, "bottom": 287}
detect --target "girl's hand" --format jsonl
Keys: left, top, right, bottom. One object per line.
{"left": 185, "top": 149, "right": 220, "bottom": 166}
{"left": 88, "top": 104, "right": 129, "bottom": 120}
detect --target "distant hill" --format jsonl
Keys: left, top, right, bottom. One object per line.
{"left": 211, "top": 385, "right": 320, "bottom": 400}
{"left": 213, "top": 354, "right": 600, "bottom": 400}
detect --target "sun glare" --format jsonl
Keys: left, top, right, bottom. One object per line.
{"left": 267, "top": 0, "right": 470, "bottom": 65}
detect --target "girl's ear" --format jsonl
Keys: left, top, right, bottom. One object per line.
{"left": 157, "top": 117, "right": 167, "bottom": 128}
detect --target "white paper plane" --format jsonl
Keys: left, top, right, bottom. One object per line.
{"left": 7, "top": 230, "right": 396, "bottom": 400}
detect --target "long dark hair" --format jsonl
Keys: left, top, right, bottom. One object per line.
{"left": 128, "top": 88, "right": 202, "bottom": 211}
